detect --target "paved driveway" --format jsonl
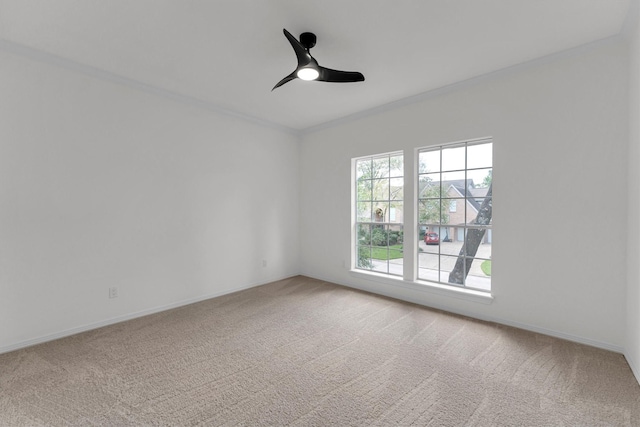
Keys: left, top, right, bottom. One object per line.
{"left": 371, "top": 240, "right": 491, "bottom": 292}
{"left": 418, "top": 239, "right": 491, "bottom": 259}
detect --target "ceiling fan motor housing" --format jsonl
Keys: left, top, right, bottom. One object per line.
{"left": 300, "top": 32, "right": 316, "bottom": 49}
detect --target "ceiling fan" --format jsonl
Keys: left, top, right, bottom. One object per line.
{"left": 272, "top": 29, "right": 365, "bottom": 91}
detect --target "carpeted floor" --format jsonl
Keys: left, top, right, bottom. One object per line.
{"left": 1, "top": 275, "right": 639, "bottom": 426}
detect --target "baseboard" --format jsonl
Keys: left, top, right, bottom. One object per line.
{"left": 304, "top": 273, "right": 625, "bottom": 354}
{"left": 483, "top": 316, "right": 624, "bottom": 354}
{"left": 4, "top": 272, "right": 626, "bottom": 358}
{"left": 626, "top": 352, "right": 640, "bottom": 385}
{"left": 0, "top": 273, "right": 297, "bottom": 355}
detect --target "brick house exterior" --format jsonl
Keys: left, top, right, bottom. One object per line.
{"left": 420, "top": 179, "right": 492, "bottom": 244}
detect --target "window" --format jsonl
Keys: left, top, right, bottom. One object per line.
{"left": 418, "top": 140, "right": 492, "bottom": 291}
{"left": 352, "top": 138, "right": 492, "bottom": 295}
{"left": 355, "top": 152, "right": 404, "bottom": 276}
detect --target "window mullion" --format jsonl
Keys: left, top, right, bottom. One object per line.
{"left": 402, "top": 148, "right": 416, "bottom": 282}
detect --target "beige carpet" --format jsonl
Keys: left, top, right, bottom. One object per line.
{"left": 1, "top": 276, "right": 639, "bottom": 426}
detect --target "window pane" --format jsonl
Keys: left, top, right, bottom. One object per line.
{"left": 441, "top": 171, "right": 467, "bottom": 195}
{"left": 468, "top": 168, "right": 492, "bottom": 187}
{"left": 357, "top": 179, "right": 372, "bottom": 201}
{"left": 419, "top": 150, "right": 440, "bottom": 173}
{"left": 440, "top": 255, "right": 461, "bottom": 285}
{"left": 421, "top": 234, "right": 441, "bottom": 251}
{"left": 357, "top": 202, "right": 372, "bottom": 222}
{"left": 373, "top": 203, "right": 389, "bottom": 222}
{"left": 466, "top": 258, "right": 491, "bottom": 292}
{"left": 356, "top": 159, "right": 372, "bottom": 179}
{"left": 467, "top": 198, "right": 492, "bottom": 224}
{"left": 369, "top": 225, "right": 385, "bottom": 246}
{"left": 442, "top": 145, "right": 465, "bottom": 171}
{"left": 445, "top": 198, "right": 464, "bottom": 225}
{"left": 372, "top": 257, "right": 388, "bottom": 274}
{"left": 373, "top": 157, "right": 390, "bottom": 178}
{"left": 357, "top": 246, "right": 372, "bottom": 269}
{"left": 357, "top": 224, "right": 371, "bottom": 245}
{"left": 419, "top": 199, "right": 443, "bottom": 225}
{"left": 390, "top": 155, "right": 404, "bottom": 177}
{"left": 419, "top": 173, "right": 442, "bottom": 198}
{"left": 418, "top": 253, "right": 441, "bottom": 282}
{"left": 389, "top": 203, "right": 403, "bottom": 224}
{"left": 389, "top": 247, "right": 403, "bottom": 260}
{"left": 372, "top": 179, "right": 389, "bottom": 201}
{"left": 388, "top": 224, "right": 403, "bottom": 242}
{"left": 466, "top": 228, "right": 492, "bottom": 260}
{"left": 467, "top": 142, "right": 492, "bottom": 169}
{"left": 372, "top": 244, "right": 388, "bottom": 258}
{"left": 390, "top": 177, "right": 403, "bottom": 200}
{"left": 360, "top": 225, "right": 402, "bottom": 276}
{"left": 457, "top": 228, "right": 491, "bottom": 260}
{"left": 438, "top": 226, "right": 454, "bottom": 243}
{"left": 466, "top": 202, "right": 480, "bottom": 224}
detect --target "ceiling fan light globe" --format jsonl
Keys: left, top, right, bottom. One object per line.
{"left": 297, "top": 68, "right": 319, "bottom": 81}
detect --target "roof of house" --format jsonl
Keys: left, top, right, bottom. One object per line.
{"left": 419, "top": 178, "right": 490, "bottom": 212}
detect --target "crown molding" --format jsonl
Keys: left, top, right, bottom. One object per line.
{"left": 0, "top": 38, "right": 300, "bottom": 137}
{"left": 0, "top": 32, "right": 627, "bottom": 139}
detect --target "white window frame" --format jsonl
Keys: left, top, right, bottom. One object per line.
{"left": 351, "top": 138, "right": 493, "bottom": 303}
{"left": 353, "top": 151, "right": 404, "bottom": 277}
{"left": 417, "top": 138, "right": 492, "bottom": 291}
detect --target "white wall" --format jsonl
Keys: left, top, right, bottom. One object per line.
{"left": 1, "top": 27, "right": 635, "bottom": 373}
{"left": 627, "top": 1, "right": 640, "bottom": 382}
{"left": 0, "top": 50, "right": 300, "bottom": 352}
{"left": 300, "top": 40, "right": 629, "bottom": 350}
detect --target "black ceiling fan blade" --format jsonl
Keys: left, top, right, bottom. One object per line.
{"left": 272, "top": 71, "right": 297, "bottom": 91}
{"left": 317, "top": 66, "right": 365, "bottom": 83}
{"left": 272, "top": 29, "right": 364, "bottom": 90}
{"left": 283, "top": 28, "right": 312, "bottom": 67}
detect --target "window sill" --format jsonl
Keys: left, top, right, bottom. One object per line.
{"left": 349, "top": 270, "right": 494, "bottom": 305}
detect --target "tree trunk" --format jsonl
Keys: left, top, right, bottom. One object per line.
{"left": 448, "top": 184, "right": 492, "bottom": 285}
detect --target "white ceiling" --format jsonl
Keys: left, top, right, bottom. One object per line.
{"left": 0, "top": 0, "right": 632, "bottom": 132}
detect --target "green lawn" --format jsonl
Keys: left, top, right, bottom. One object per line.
{"left": 481, "top": 260, "right": 492, "bottom": 276}
{"left": 371, "top": 245, "right": 403, "bottom": 260}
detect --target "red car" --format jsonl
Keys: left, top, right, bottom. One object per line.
{"left": 424, "top": 232, "right": 440, "bottom": 245}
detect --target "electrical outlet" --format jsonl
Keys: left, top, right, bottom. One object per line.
{"left": 109, "top": 287, "right": 118, "bottom": 299}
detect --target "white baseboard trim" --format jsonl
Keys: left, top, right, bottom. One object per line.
{"left": 4, "top": 272, "right": 626, "bottom": 359}
{"left": 625, "top": 352, "right": 640, "bottom": 386}
{"left": 483, "top": 315, "right": 624, "bottom": 354}
{"left": 0, "top": 273, "right": 297, "bottom": 355}
{"left": 305, "top": 273, "right": 625, "bottom": 354}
